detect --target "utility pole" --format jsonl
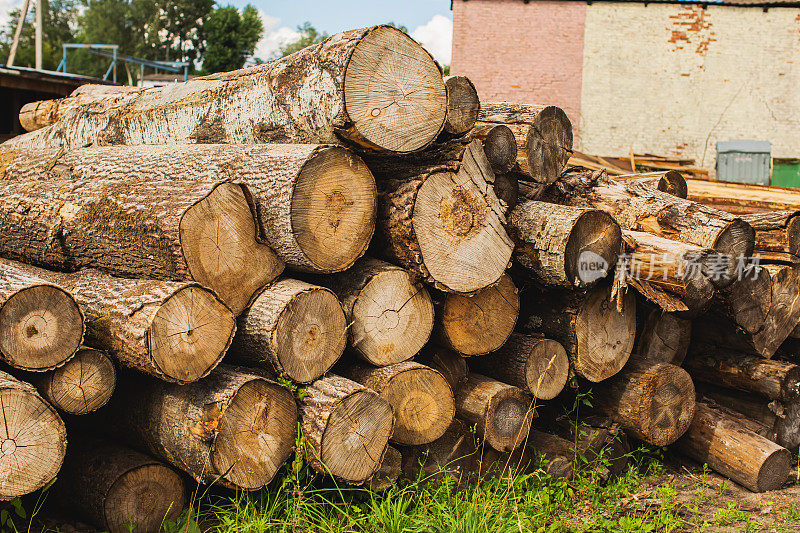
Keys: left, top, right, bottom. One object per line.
{"left": 6, "top": 0, "right": 32, "bottom": 67}
{"left": 35, "top": 0, "right": 43, "bottom": 70}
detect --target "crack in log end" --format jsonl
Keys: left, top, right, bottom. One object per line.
{"left": 325, "top": 190, "right": 353, "bottom": 231}
{"left": 439, "top": 187, "right": 488, "bottom": 241}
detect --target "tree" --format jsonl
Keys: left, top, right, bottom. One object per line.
{"left": 0, "top": 0, "right": 79, "bottom": 70}
{"left": 279, "top": 22, "right": 327, "bottom": 58}
{"left": 159, "top": 0, "right": 213, "bottom": 63}
{"left": 202, "top": 4, "right": 262, "bottom": 74}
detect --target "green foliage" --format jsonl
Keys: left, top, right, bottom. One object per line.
{"left": 279, "top": 22, "right": 328, "bottom": 58}
{"left": 386, "top": 21, "right": 408, "bottom": 34}
{"left": 201, "top": 4, "right": 262, "bottom": 74}
{"left": 0, "top": 0, "right": 79, "bottom": 70}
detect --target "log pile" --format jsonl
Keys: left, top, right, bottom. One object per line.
{"left": 2, "top": 26, "right": 799, "bottom": 529}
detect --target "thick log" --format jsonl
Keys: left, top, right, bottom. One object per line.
{"left": 329, "top": 258, "right": 433, "bottom": 366}
{"left": 0, "top": 258, "right": 236, "bottom": 383}
{"left": 0, "top": 260, "right": 83, "bottom": 371}
{"left": 300, "top": 374, "right": 394, "bottom": 484}
{"left": 740, "top": 210, "right": 800, "bottom": 258}
{"left": 469, "top": 333, "right": 569, "bottom": 400}
{"left": 104, "top": 365, "right": 297, "bottom": 490}
{"left": 51, "top": 440, "right": 185, "bottom": 533}
{"left": 592, "top": 362, "right": 695, "bottom": 446}
{"left": 0, "top": 370, "right": 66, "bottom": 500}
{"left": 520, "top": 284, "right": 636, "bottom": 382}
{"left": 342, "top": 361, "right": 455, "bottom": 445}
{"left": 436, "top": 273, "right": 519, "bottom": 356}
{"left": 477, "top": 102, "right": 573, "bottom": 183}
{"left": 675, "top": 401, "right": 791, "bottom": 492}
{"left": 686, "top": 178, "right": 800, "bottom": 215}
{"left": 3, "top": 26, "right": 446, "bottom": 153}
{"left": 369, "top": 446, "right": 402, "bottom": 491}
{"left": 509, "top": 200, "right": 621, "bottom": 288}
{"left": 613, "top": 171, "right": 688, "bottom": 199}
{"left": 455, "top": 373, "right": 533, "bottom": 452}
{"left": 228, "top": 279, "right": 346, "bottom": 384}
{"left": 713, "top": 263, "right": 771, "bottom": 338}
{"left": 399, "top": 419, "right": 477, "bottom": 483}
{"left": 0, "top": 143, "right": 376, "bottom": 276}
{"left": 442, "top": 76, "right": 479, "bottom": 136}
{"left": 19, "top": 84, "right": 140, "bottom": 132}
{"left": 36, "top": 347, "right": 116, "bottom": 415}
{"left": 374, "top": 140, "right": 514, "bottom": 293}
{"left": 415, "top": 346, "right": 468, "bottom": 391}
{"left": 633, "top": 307, "right": 691, "bottom": 365}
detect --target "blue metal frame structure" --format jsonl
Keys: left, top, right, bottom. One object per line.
{"left": 57, "top": 43, "right": 190, "bottom": 84}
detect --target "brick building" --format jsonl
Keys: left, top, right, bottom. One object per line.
{"left": 451, "top": 0, "right": 800, "bottom": 169}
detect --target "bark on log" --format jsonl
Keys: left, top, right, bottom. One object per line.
{"left": 36, "top": 347, "right": 116, "bottom": 414}
{"left": 442, "top": 76, "right": 479, "bottom": 136}
{"left": 399, "top": 419, "right": 477, "bottom": 483}
{"left": 740, "top": 210, "right": 800, "bottom": 258}
{"left": 342, "top": 361, "right": 455, "bottom": 445}
{"left": 633, "top": 307, "right": 691, "bottom": 365}
{"left": 674, "top": 401, "right": 791, "bottom": 492}
{"left": 520, "top": 284, "right": 636, "bottom": 382}
{"left": 477, "top": 102, "right": 573, "bottom": 183}
{"left": 0, "top": 143, "right": 376, "bottom": 275}
{"left": 435, "top": 273, "right": 519, "bottom": 356}
{"left": 19, "top": 84, "right": 140, "bottom": 132}
{"left": 0, "top": 260, "right": 84, "bottom": 371}
{"left": 469, "top": 333, "right": 569, "bottom": 400}
{"left": 369, "top": 446, "right": 402, "bottom": 491}
{"left": 455, "top": 373, "right": 534, "bottom": 452}
{"left": 3, "top": 26, "right": 446, "bottom": 153}
{"left": 0, "top": 370, "right": 66, "bottom": 500}
{"left": 228, "top": 279, "right": 346, "bottom": 384}
{"left": 374, "top": 140, "right": 514, "bottom": 293}
{"left": 328, "top": 257, "right": 434, "bottom": 366}
{"left": 104, "top": 364, "right": 297, "bottom": 490}
{"left": 686, "top": 178, "right": 800, "bottom": 215}
{"left": 508, "top": 200, "right": 621, "bottom": 289}
{"left": 592, "top": 362, "right": 695, "bottom": 446}
{"left": 51, "top": 440, "right": 186, "bottom": 533}
{"left": 613, "top": 171, "right": 688, "bottom": 199}
{"left": 300, "top": 374, "right": 394, "bottom": 484}
{"left": 415, "top": 346, "right": 468, "bottom": 391}
{"left": 0, "top": 258, "right": 236, "bottom": 383}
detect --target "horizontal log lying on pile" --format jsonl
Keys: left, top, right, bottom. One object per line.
{"left": 685, "top": 178, "right": 800, "bottom": 215}
{"left": 0, "top": 258, "right": 236, "bottom": 383}
{"left": 101, "top": 365, "right": 297, "bottom": 490}
{"left": 739, "top": 210, "right": 800, "bottom": 261}
{"left": 6, "top": 25, "right": 447, "bottom": 153}
{"left": 19, "top": 84, "right": 140, "bottom": 132}
{"left": 478, "top": 430, "right": 574, "bottom": 481}
{"left": 613, "top": 170, "right": 688, "bottom": 199}
{"left": 35, "top": 347, "right": 116, "bottom": 415}
{"left": 0, "top": 370, "right": 67, "bottom": 501}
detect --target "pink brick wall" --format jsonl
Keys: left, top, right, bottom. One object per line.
{"left": 451, "top": 0, "right": 586, "bottom": 146}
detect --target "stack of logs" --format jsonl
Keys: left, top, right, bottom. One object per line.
{"left": 2, "top": 23, "right": 800, "bottom": 532}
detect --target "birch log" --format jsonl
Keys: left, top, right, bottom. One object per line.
{"left": 3, "top": 26, "right": 446, "bottom": 153}
{"left": 36, "top": 347, "right": 116, "bottom": 414}
{"left": 19, "top": 84, "right": 141, "bottom": 132}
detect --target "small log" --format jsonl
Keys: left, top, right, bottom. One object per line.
{"left": 0, "top": 370, "right": 67, "bottom": 500}
{"left": 508, "top": 200, "right": 621, "bottom": 288}
{"left": 442, "top": 76, "right": 479, "bottom": 136}
{"left": 520, "top": 284, "right": 636, "bottom": 382}
{"left": 740, "top": 210, "right": 800, "bottom": 258}
{"left": 228, "top": 279, "right": 346, "bottom": 384}
{"left": 592, "top": 362, "right": 695, "bottom": 446}
{"left": 369, "top": 446, "right": 402, "bottom": 491}
{"left": 399, "top": 419, "right": 477, "bottom": 483}
{"left": 0, "top": 259, "right": 236, "bottom": 383}
{"left": 469, "top": 333, "right": 569, "bottom": 400}
{"left": 0, "top": 261, "right": 84, "bottom": 371}
{"left": 374, "top": 140, "right": 514, "bottom": 293}
{"left": 675, "top": 401, "right": 791, "bottom": 492}
{"left": 36, "top": 347, "right": 116, "bottom": 414}
{"left": 613, "top": 171, "right": 688, "bottom": 199}
{"left": 105, "top": 365, "right": 297, "bottom": 490}
{"left": 471, "top": 124, "right": 517, "bottom": 174}
{"left": 300, "top": 374, "right": 395, "bottom": 484}
{"left": 329, "top": 258, "right": 434, "bottom": 366}
{"left": 342, "top": 361, "right": 455, "bottom": 445}
{"left": 415, "top": 346, "right": 468, "bottom": 391}
{"left": 51, "top": 440, "right": 186, "bottom": 533}
{"left": 455, "top": 373, "right": 533, "bottom": 452}
{"left": 480, "top": 430, "right": 574, "bottom": 480}
{"left": 477, "top": 102, "right": 573, "bottom": 183}
{"left": 526, "top": 430, "right": 575, "bottom": 479}
{"left": 633, "top": 307, "right": 691, "bottom": 365}
{"left": 4, "top": 26, "right": 446, "bottom": 153}
{"left": 493, "top": 172, "right": 519, "bottom": 211}
{"left": 19, "top": 84, "right": 140, "bottom": 132}
{"left": 436, "top": 273, "right": 519, "bottom": 356}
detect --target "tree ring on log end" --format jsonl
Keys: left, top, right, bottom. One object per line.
{"left": 575, "top": 286, "right": 636, "bottom": 382}
{"left": 103, "top": 463, "right": 185, "bottom": 533}
{"left": 0, "top": 285, "right": 83, "bottom": 371}
{"left": 525, "top": 106, "right": 573, "bottom": 183}
{"left": 645, "top": 364, "right": 695, "bottom": 446}
{"left": 381, "top": 367, "right": 454, "bottom": 445}
{"left": 565, "top": 210, "right": 621, "bottom": 288}
{"left": 48, "top": 348, "right": 116, "bottom": 414}
{"left": 787, "top": 215, "right": 800, "bottom": 257}
{"left": 486, "top": 387, "right": 533, "bottom": 452}
{"left": 212, "top": 378, "right": 297, "bottom": 489}
{"left": 527, "top": 339, "right": 569, "bottom": 400}
{"left": 344, "top": 26, "right": 446, "bottom": 152}
{"left": 292, "top": 147, "right": 376, "bottom": 272}
{"left": 320, "top": 390, "right": 393, "bottom": 483}
{"left": 0, "top": 388, "right": 66, "bottom": 500}
{"left": 275, "top": 287, "right": 347, "bottom": 384}
{"left": 443, "top": 76, "right": 479, "bottom": 136}
{"left": 658, "top": 171, "right": 688, "bottom": 199}
{"left": 483, "top": 126, "right": 517, "bottom": 174}
{"left": 414, "top": 171, "right": 513, "bottom": 293}
{"left": 758, "top": 448, "right": 792, "bottom": 492}
{"left": 352, "top": 270, "right": 433, "bottom": 365}
{"left": 712, "top": 218, "right": 755, "bottom": 261}
{"left": 148, "top": 286, "right": 235, "bottom": 383}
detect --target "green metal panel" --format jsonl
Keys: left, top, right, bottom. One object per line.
{"left": 772, "top": 160, "right": 800, "bottom": 189}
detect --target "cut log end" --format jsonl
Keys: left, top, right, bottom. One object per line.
{"left": 713, "top": 218, "right": 756, "bottom": 259}
{"left": 487, "top": 387, "right": 534, "bottom": 452}
{"left": 636, "top": 310, "right": 691, "bottom": 365}
{"left": 575, "top": 286, "right": 636, "bottom": 382}
{"left": 104, "top": 463, "right": 186, "bottom": 533}
{"left": 525, "top": 106, "right": 573, "bottom": 183}
{"left": 788, "top": 215, "right": 800, "bottom": 257}
{"left": 527, "top": 339, "right": 570, "bottom": 400}
{"left": 443, "top": 76, "right": 479, "bottom": 136}
{"left": 565, "top": 210, "right": 621, "bottom": 288}
{"left": 212, "top": 378, "right": 298, "bottom": 490}
{"left": 180, "top": 182, "right": 284, "bottom": 314}
{"left": 758, "top": 448, "right": 792, "bottom": 492}
{"left": 440, "top": 273, "right": 519, "bottom": 356}
{"left": 42, "top": 347, "right": 116, "bottom": 414}
{"left": 0, "top": 284, "right": 84, "bottom": 371}
{"left": 369, "top": 446, "right": 402, "bottom": 491}
{"left": 148, "top": 285, "right": 235, "bottom": 383}
{"left": 493, "top": 173, "right": 519, "bottom": 211}
{"left": 723, "top": 265, "right": 771, "bottom": 335}
{"left": 658, "top": 171, "right": 688, "bottom": 198}
{"left": 343, "top": 25, "right": 447, "bottom": 152}
{"left": 481, "top": 126, "right": 517, "bottom": 174}
{"left": 292, "top": 147, "right": 376, "bottom": 273}
{"left": 382, "top": 366, "right": 455, "bottom": 445}
{"left": 643, "top": 365, "right": 696, "bottom": 446}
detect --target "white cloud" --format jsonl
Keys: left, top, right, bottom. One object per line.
{"left": 253, "top": 11, "right": 300, "bottom": 61}
{"left": 411, "top": 14, "right": 452, "bottom": 66}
